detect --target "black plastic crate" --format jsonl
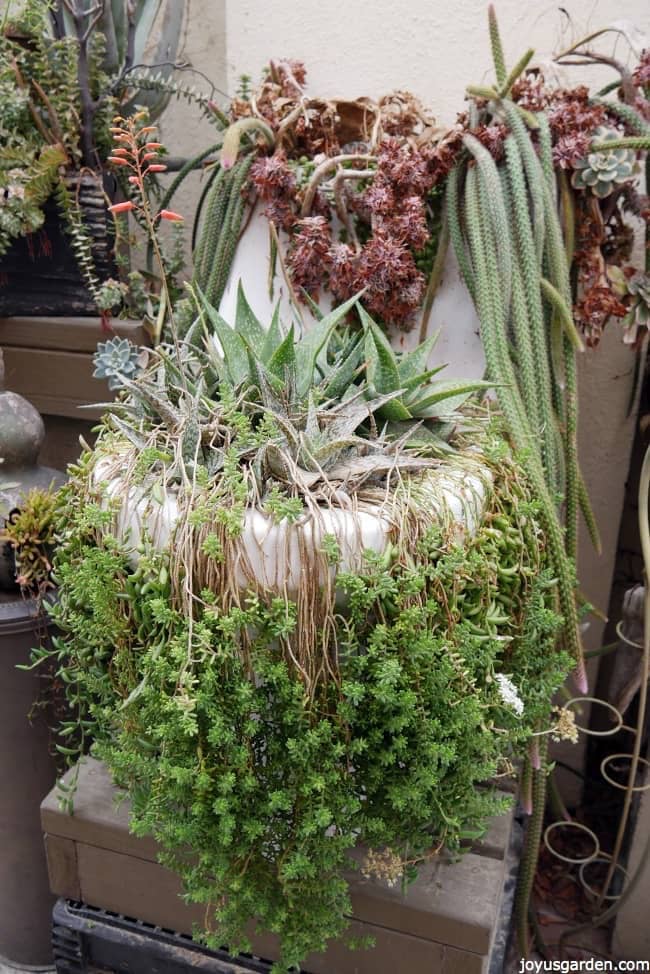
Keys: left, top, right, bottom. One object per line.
{"left": 52, "top": 899, "right": 285, "bottom": 974}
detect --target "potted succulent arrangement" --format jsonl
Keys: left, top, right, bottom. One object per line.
{"left": 20, "top": 111, "right": 585, "bottom": 973}
{"left": 184, "top": 19, "right": 649, "bottom": 377}
{"left": 0, "top": 0, "right": 219, "bottom": 319}
{"left": 10, "top": 7, "right": 647, "bottom": 969}
{"left": 187, "top": 62, "right": 458, "bottom": 342}
{"left": 62, "top": 9, "right": 650, "bottom": 963}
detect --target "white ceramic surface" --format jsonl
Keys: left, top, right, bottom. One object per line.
{"left": 95, "top": 458, "right": 491, "bottom": 593}
{"left": 217, "top": 206, "right": 486, "bottom": 382}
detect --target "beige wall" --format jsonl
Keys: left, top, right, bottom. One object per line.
{"left": 156, "top": 1, "right": 227, "bottom": 228}
{"left": 224, "top": 0, "right": 648, "bottom": 120}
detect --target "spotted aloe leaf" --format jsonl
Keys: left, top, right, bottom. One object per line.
{"left": 245, "top": 348, "right": 285, "bottom": 410}
{"left": 409, "top": 379, "right": 494, "bottom": 415}
{"left": 327, "top": 391, "right": 409, "bottom": 441}
{"left": 195, "top": 286, "right": 249, "bottom": 388}
{"left": 397, "top": 330, "right": 441, "bottom": 383}
{"left": 267, "top": 324, "right": 297, "bottom": 380}
{"left": 261, "top": 302, "right": 283, "bottom": 363}
{"left": 385, "top": 422, "right": 455, "bottom": 453}
{"left": 235, "top": 281, "right": 267, "bottom": 348}
{"left": 295, "top": 292, "right": 363, "bottom": 399}
{"left": 321, "top": 336, "right": 364, "bottom": 400}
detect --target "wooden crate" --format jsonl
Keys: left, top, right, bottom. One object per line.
{"left": 41, "top": 759, "right": 514, "bottom": 974}
{"left": 0, "top": 316, "right": 147, "bottom": 421}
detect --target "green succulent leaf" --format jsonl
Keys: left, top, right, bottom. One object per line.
{"left": 267, "top": 324, "right": 297, "bottom": 379}
{"left": 410, "top": 379, "right": 494, "bottom": 414}
{"left": 396, "top": 330, "right": 441, "bottom": 383}
{"left": 295, "top": 293, "right": 362, "bottom": 399}
{"left": 261, "top": 302, "right": 283, "bottom": 362}
{"left": 322, "top": 337, "right": 364, "bottom": 400}
{"left": 195, "top": 286, "right": 249, "bottom": 387}
{"left": 235, "top": 281, "right": 267, "bottom": 348}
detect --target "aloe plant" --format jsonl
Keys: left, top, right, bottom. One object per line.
{"left": 360, "top": 308, "right": 493, "bottom": 445}
{"left": 98, "top": 285, "right": 492, "bottom": 494}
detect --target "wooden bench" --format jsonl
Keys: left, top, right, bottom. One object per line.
{"left": 41, "top": 759, "right": 514, "bottom": 974}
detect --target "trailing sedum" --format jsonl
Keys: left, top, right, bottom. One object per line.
{"left": 36, "top": 292, "right": 572, "bottom": 971}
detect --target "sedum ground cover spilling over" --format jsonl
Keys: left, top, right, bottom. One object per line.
{"left": 31, "top": 289, "right": 573, "bottom": 970}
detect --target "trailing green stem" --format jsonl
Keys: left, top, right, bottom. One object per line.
{"left": 488, "top": 4, "right": 507, "bottom": 86}
{"left": 590, "top": 136, "right": 650, "bottom": 152}
{"left": 503, "top": 136, "right": 558, "bottom": 489}
{"left": 515, "top": 735, "right": 548, "bottom": 956}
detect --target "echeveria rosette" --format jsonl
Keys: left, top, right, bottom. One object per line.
{"left": 93, "top": 336, "right": 144, "bottom": 390}
{"left": 609, "top": 266, "right": 650, "bottom": 345}
{"left": 571, "top": 127, "right": 639, "bottom": 198}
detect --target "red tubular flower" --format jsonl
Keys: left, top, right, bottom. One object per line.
{"left": 108, "top": 200, "right": 136, "bottom": 214}
{"left": 159, "top": 209, "right": 184, "bottom": 222}
{"left": 108, "top": 156, "right": 130, "bottom": 166}
{"left": 146, "top": 164, "right": 168, "bottom": 173}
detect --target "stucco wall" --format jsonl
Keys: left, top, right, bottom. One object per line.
{"left": 224, "top": 1, "right": 648, "bottom": 119}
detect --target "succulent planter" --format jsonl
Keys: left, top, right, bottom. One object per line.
{"left": 218, "top": 206, "right": 486, "bottom": 383}
{"left": 42, "top": 283, "right": 573, "bottom": 970}
{"left": 0, "top": 173, "right": 117, "bottom": 318}
{"left": 94, "top": 454, "right": 491, "bottom": 592}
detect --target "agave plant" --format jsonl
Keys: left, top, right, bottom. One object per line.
{"left": 50, "top": 0, "right": 185, "bottom": 121}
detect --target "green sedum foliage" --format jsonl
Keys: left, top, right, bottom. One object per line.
{"left": 36, "top": 426, "right": 570, "bottom": 971}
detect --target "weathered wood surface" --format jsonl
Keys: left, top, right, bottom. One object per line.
{"left": 42, "top": 759, "right": 513, "bottom": 974}
{"left": 0, "top": 316, "right": 146, "bottom": 419}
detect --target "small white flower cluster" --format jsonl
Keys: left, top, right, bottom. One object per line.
{"left": 495, "top": 673, "right": 524, "bottom": 716}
